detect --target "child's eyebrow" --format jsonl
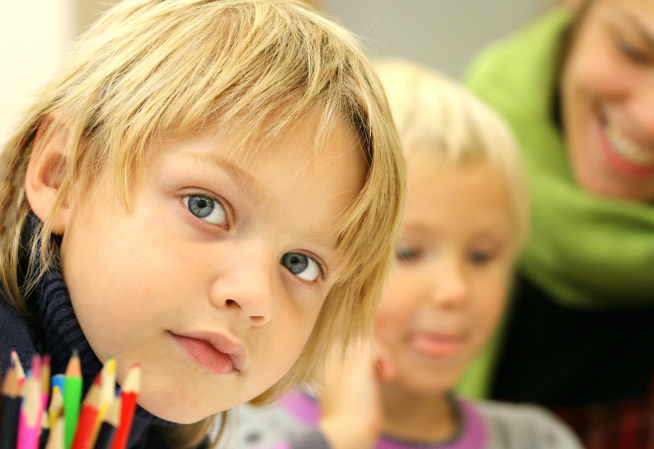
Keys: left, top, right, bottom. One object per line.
{"left": 182, "top": 152, "right": 266, "bottom": 205}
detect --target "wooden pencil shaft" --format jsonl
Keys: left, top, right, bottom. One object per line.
{"left": 46, "top": 418, "right": 64, "bottom": 449}
{"left": 11, "top": 352, "right": 25, "bottom": 381}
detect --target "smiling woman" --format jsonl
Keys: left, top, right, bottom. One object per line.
{"left": 465, "top": 0, "right": 654, "bottom": 447}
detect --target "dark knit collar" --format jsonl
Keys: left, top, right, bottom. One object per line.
{"left": 22, "top": 213, "right": 176, "bottom": 428}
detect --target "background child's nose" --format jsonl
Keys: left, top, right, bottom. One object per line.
{"left": 429, "top": 260, "right": 469, "bottom": 309}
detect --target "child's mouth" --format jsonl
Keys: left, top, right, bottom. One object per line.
{"left": 168, "top": 331, "right": 247, "bottom": 374}
{"left": 409, "top": 333, "right": 464, "bottom": 359}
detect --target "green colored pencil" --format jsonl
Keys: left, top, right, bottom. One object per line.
{"left": 64, "top": 351, "right": 82, "bottom": 449}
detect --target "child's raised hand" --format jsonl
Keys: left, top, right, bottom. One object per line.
{"left": 318, "top": 340, "right": 382, "bottom": 449}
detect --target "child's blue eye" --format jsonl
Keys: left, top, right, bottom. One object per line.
{"left": 183, "top": 195, "right": 226, "bottom": 226}
{"left": 281, "top": 252, "right": 320, "bottom": 282}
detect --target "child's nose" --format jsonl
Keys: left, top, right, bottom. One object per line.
{"left": 429, "top": 259, "right": 470, "bottom": 309}
{"left": 208, "top": 244, "right": 275, "bottom": 326}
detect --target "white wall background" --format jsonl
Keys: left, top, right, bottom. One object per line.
{"left": 0, "top": 0, "right": 75, "bottom": 146}
{"left": 0, "top": 0, "right": 550, "bottom": 147}
{"left": 325, "top": 0, "right": 551, "bottom": 78}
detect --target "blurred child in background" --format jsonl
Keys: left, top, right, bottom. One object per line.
{"left": 232, "top": 60, "right": 583, "bottom": 449}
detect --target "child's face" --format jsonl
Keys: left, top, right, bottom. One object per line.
{"left": 374, "top": 156, "right": 514, "bottom": 394}
{"left": 57, "top": 117, "right": 366, "bottom": 423}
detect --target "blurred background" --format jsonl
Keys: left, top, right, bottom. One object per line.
{"left": 0, "top": 0, "right": 549, "bottom": 146}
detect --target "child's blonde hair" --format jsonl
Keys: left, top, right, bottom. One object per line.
{"left": 374, "top": 59, "right": 529, "bottom": 252}
{"left": 0, "top": 1, "right": 405, "bottom": 447}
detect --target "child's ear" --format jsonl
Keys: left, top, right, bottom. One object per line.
{"left": 25, "top": 115, "right": 71, "bottom": 235}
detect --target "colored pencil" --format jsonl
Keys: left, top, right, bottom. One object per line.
{"left": 17, "top": 372, "right": 41, "bottom": 449}
{"left": 64, "top": 351, "right": 82, "bottom": 449}
{"left": 41, "top": 355, "right": 51, "bottom": 411}
{"left": 11, "top": 351, "right": 26, "bottom": 386}
{"left": 92, "top": 397, "right": 120, "bottom": 449}
{"left": 109, "top": 365, "right": 140, "bottom": 449}
{"left": 39, "top": 412, "right": 50, "bottom": 449}
{"left": 46, "top": 417, "right": 64, "bottom": 449}
{"left": 48, "top": 386, "right": 63, "bottom": 431}
{"left": 70, "top": 381, "right": 101, "bottom": 449}
{"left": 92, "top": 359, "right": 116, "bottom": 441}
{"left": 0, "top": 367, "right": 20, "bottom": 449}
{"left": 51, "top": 375, "right": 65, "bottom": 396}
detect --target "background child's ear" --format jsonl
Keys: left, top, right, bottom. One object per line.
{"left": 25, "top": 115, "right": 71, "bottom": 235}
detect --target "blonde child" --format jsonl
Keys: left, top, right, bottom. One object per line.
{"left": 0, "top": 1, "right": 406, "bottom": 448}
{"left": 232, "top": 60, "right": 583, "bottom": 449}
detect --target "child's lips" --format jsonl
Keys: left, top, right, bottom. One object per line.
{"left": 409, "top": 333, "right": 465, "bottom": 359}
{"left": 169, "top": 330, "right": 248, "bottom": 374}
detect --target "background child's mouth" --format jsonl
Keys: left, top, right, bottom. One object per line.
{"left": 409, "top": 333, "right": 464, "bottom": 359}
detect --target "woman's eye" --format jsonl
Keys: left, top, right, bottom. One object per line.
{"left": 395, "top": 248, "right": 421, "bottom": 263}
{"left": 281, "top": 252, "right": 321, "bottom": 282}
{"left": 183, "top": 195, "right": 227, "bottom": 227}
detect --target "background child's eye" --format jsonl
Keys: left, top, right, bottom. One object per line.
{"left": 183, "top": 195, "right": 226, "bottom": 226}
{"left": 617, "top": 38, "right": 651, "bottom": 64}
{"left": 280, "top": 252, "right": 320, "bottom": 282}
{"left": 395, "top": 248, "right": 421, "bottom": 263}
{"left": 468, "top": 251, "right": 493, "bottom": 265}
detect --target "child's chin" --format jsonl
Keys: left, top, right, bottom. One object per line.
{"left": 137, "top": 391, "right": 219, "bottom": 424}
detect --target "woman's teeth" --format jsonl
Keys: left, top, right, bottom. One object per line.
{"left": 606, "top": 122, "right": 654, "bottom": 165}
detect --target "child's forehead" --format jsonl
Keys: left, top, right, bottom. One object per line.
{"left": 155, "top": 111, "right": 363, "bottom": 170}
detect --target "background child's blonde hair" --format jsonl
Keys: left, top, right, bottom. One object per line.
{"left": 374, "top": 59, "right": 529, "bottom": 252}
{"left": 0, "top": 1, "right": 405, "bottom": 447}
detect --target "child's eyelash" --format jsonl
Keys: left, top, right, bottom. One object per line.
{"left": 312, "top": 256, "right": 327, "bottom": 282}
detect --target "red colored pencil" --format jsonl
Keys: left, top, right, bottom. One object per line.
{"left": 70, "top": 381, "right": 102, "bottom": 449}
{"left": 109, "top": 365, "right": 140, "bottom": 449}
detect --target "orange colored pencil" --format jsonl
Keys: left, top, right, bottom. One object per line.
{"left": 70, "top": 381, "right": 102, "bottom": 449}
{"left": 109, "top": 365, "right": 140, "bottom": 449}
{"left": 41, "top": 355, "right": 51, "bottom": 411}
